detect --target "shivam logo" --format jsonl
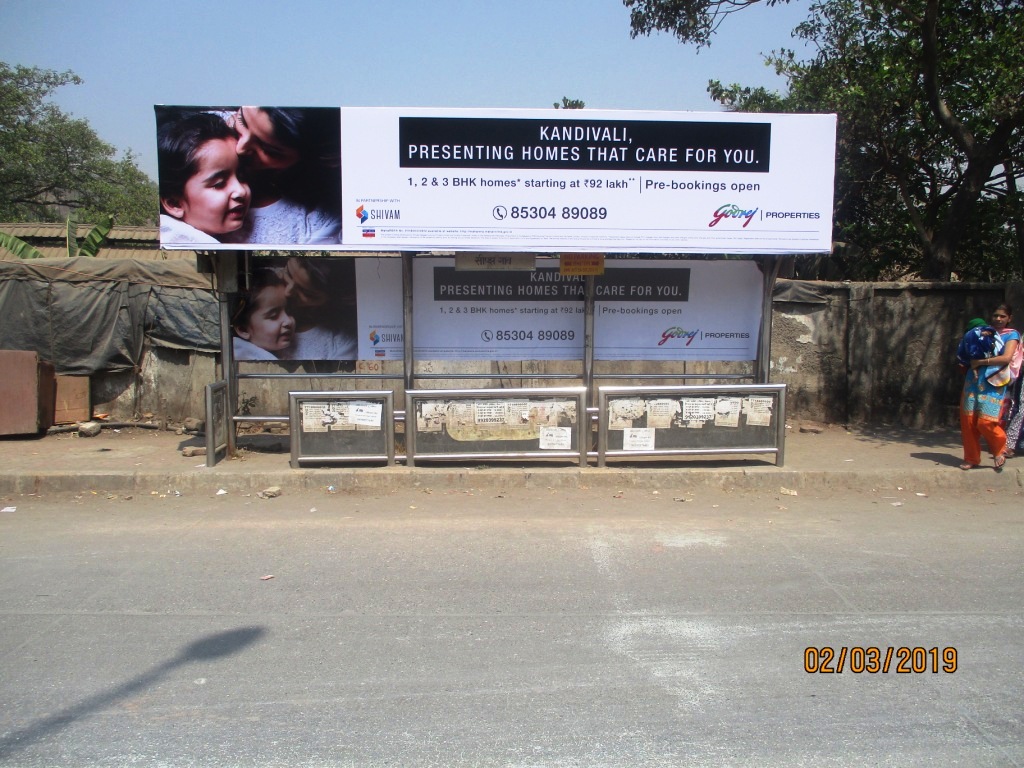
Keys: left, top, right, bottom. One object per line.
{"left": 369, "top": 329, "right": 404, "bottom": 345}
{"left": 357, "top": 205, "right": 401, "bottom": 222}
{"left": 659, "top": 327, "right": 699, "bottom": 346}
{"left": 708, "top": 204, "right": 758, "bottom": 228}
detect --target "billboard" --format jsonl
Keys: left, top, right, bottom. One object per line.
{"left": 156, "top": 106, "right": 342, "bottom": 249}
{"left": 229, "top": 256, "right": 760, "bottom": 363}
{"left": 156, "top": 106, "right": 836, "bottom": 254}
{"left": 412, "top": 258, "right": 763, "bottom": 361}
{"left": 231, "top": 256, "right": 403, "bottom": 362}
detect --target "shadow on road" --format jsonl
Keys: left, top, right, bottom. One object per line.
{"left": 0, "top": 626, "right": 266, "bottom": 759}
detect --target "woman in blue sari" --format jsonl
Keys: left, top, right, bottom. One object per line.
{"left": 960, "top": 304, "right": 1020, "bottom": 470}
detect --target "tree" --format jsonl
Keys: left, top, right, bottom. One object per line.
{"left": 553, "top": 97, "right": 586, "bottom": 109}
{"left": 0, "top": 61, "right": 157, "bottom": 225}
{"left": 626, "top": 0, "right": 1024, "bottom": 281}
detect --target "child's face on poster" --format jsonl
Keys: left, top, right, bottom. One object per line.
{"left": 237, "top": 284, "right": 295, "bottom": 352}
{"left": 176, "top": 137, "right": 250, "bottom": 235}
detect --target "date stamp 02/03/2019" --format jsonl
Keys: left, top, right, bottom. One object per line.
{"left": 804, "top": 646, "right": 958, "bottom": 674}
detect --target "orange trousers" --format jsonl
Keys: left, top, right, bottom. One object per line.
{"left": 960, "top": 411, "right": 1006, "bottom": 465}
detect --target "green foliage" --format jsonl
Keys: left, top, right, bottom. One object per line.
{"left": 66, "top": 213, "right": 114, "bottom": 258}
{"left": 0, "top": 213, "right": 114, "bottom": 259}
{"left": 0, "top": 231, "right": 43, "bottom": 259}
{"left": 625, "top": 0, "right": 786, "bottom": 48}
{"left": 238, "top": 393, "right": 259, "bottom": 416}
{"left": 554, "top": 97, "right": 586, "bottom": 109}
{"left": 0, "top": 61, "right": 157, "bottom": 226}
{"left": 627, "top": 0, "right": 1024, "bottom": 282}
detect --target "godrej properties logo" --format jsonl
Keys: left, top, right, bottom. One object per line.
{"left": 708, "top": 204, "right": 758, "bottom": 228}
{"left": 659, "top": 327, "right": 699, "bottom": 346}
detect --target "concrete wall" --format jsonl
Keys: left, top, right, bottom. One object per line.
{"left": 89, "top": 281, "right": 1023, "bottom": 429}
{"left": 770, "top": 281, "right": 1019, "bottom": 427}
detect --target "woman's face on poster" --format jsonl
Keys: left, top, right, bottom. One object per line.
{"left": 283, "top": 258, "right": 328, "bottom": 310}
{"left": 234, "top": 107, "right": 301, "bottom": 172}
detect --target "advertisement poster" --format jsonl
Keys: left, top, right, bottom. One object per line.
{"left": 231, "top": 256, "right": 402, "bottom": 362}
{"left": 593, "top": 260, "right": 762, "bottom": 361}
{"left": 156, "top": 106, "right": 835, "bottom": 254}
{"left": 354, "top": 258, "right": 404, "bottom": 360}
{"left": 412, "top": 258, "right": 762, "bottom": 361}
{"left": 341, "top": 107, "right": 836, "bottom": 254}
{"left": 156, "top": 106, "right": 342, "bottom": 250}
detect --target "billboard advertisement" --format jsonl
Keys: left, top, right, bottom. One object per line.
{"left": 156, "top": 106, "right": 836, "bottom": 254}
{"left": 231, "top": 256, "right": 403, "bottom": 362}
{"left": 412, "top": 258, "right": 763, "bottom": 361}
{"left": 342, "top": 108, "right": 835, "bottom": 254}
{"left": 229, "top": 256, "right": 760, "bottom": 363}
{"left": 156, "top": 106, "right": 342, "bottom": 249}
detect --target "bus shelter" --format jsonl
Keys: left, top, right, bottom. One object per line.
{"left": 156, "top": 106, "right": 836, "bottom": 467}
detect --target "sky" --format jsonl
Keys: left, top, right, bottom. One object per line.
{"left": 1, "top": 0, "right": 812, "bottom": 181}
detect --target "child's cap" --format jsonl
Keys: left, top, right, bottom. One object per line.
{"left": 966, "top": 317, "right": 987, "bottom": 331}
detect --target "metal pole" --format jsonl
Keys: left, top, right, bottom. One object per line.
{"left": 213, "top": 252, "right": 240, "bottom": 455}
{"left": 757, "top": 255, "right": 782, "bottom": 384}
{"left": 402, "top": 252, "right": 414, "bottom": 395}
{"left": 583, "top": 274, "right": 596, "bottom": 410}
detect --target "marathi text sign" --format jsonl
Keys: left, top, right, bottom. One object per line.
{"left": 343, "top": 107, "right": 836, "bottom": 254}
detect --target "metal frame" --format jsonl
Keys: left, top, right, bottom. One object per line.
{"left": 289, "top": 390, "right": 396, "bottom": 468}
{"left": 204, "top": 381, "right": 230, "bottom": 467}
{"left": 208, "top": 252, "right": 785, "bottom": 469}
{"left": 597, "top": 383, "right": 787, "bottom": 467}
{"left": 405, "top": 387, "right": 588, "bottom": 467}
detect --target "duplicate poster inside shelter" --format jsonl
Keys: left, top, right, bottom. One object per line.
{"left": 412, "top": 258, "right": 762, "bottom": 361}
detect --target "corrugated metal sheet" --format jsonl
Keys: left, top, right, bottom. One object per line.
{"left": 0, "top": 223, "right": 159, "bottom": 241}
{"left": 0, "top": 222, "right": 403, "bottom": 261}
{"left": 0, "top": 222, "right": 196, "bottom": 261}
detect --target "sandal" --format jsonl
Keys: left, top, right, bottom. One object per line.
{"left": 995, "top": 455, "right": 1006, "bottom": 472}
{"left": 959, "top": 462, "right": 978, "bottom": 470}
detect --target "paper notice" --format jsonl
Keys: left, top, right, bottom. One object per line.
{"left": 646, "top": 399, "right": 681, "bottom": 429}
{"left": 681, "top": 397, "right": 716, "bottom": 422}
{"left": 622, "top": 427, "right": 656, "bottom": 451}
{"left": 349, "top": 401, "right": 383, "bottom": 429}
{"left": 714, "top": 397, "right": 742, "bottom": 428}
{"left": 743, "top": 396, "right": 774, "bottom": 427}
{"left": 539, "top": 426, "right": 572, "bottom": 450}
{"left": 608, "top": 398, "right": 646, "bottom": 430}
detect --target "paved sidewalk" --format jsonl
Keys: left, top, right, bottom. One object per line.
{"left": 0, "top": 421, "right": 1018, "bottom": 497}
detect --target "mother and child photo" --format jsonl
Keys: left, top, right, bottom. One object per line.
{"left": 231, "top": 257, "right": 357, "bottom": 361}
{"left": 956, "top": 303, "right": 1024, "bottom": 471}
{"left": 156, "top": 105, "right": 342, "bottom": 246}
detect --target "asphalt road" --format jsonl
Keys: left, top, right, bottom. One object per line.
{"left": 1, "top": 484, "right": 1022, "bottom": 767}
